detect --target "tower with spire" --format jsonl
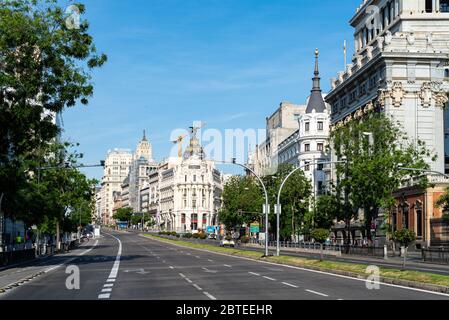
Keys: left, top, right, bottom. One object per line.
{"left": 135, "top": 129, "right": 153, "bottom": 161}
{"left": 297, "top": 49, "right": 331, "bottom": 199}
{"left": 305, "top": 49, "right": 327, "bottom": 114}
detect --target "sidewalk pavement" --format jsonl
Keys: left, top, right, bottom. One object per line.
{"left": 0, "top": 239, "right": 93, "bottom": 293}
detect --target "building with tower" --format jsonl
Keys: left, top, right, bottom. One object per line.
{"left": 325, "top": 0, "right": 449, "bottom": 247}
{"left": 157, "top": 129, "right": 223, "bottom": 233}
{"left": 128, "top": 131, "right": 158, "bottom": 212}
{"left": 249, "top": 50, "right": 331, "bottom": 196}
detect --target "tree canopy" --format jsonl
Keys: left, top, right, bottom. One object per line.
{"left": 0, "top": 0, "right": 106, "bottom": 236}
{"left": 331, "top": 112, "right": 432, "bottom": 239}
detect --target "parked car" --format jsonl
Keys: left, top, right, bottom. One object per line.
{"left": 220, "top": 238, "right": 235, "bottom": 247}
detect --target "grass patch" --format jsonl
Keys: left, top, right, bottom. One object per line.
{"left": 144, "top": 234, "right": 449, "bottom": 288}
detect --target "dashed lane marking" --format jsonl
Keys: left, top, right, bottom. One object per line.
{"left": 263, "top": 276, "right": 276, "bottom": 281}
{"left": 282, "top": 282, "right": 299, "bottom": 288}
{"left": 193, "top": 284, "right": 202, "bottom": 291}
{"left": 203, "top": 292, "right": 217, "bottom": 300}
{"left": 306, "top": 289, "right": 329, "bottom": 297}
{"left": 249, "top": 272, "right": 261, "bottom": 276}
{"left": 98, "top": 294, "right": 110, "bottom": 299}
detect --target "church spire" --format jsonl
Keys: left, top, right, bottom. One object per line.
{"left": 142, "top": 129, "right": 147, "bottom": 141}
{"left": 306, "top": 48, "right": 327, "bottom": 114}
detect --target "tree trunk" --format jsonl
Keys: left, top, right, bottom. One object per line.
{"left": 56, "top": 220, "right": 60, "bottom": 252}
{"left": 320, "top": 243, "right": 323, "bottom": 262}
{"left": 402, "top": 246, "right": 407, "bottom": 271}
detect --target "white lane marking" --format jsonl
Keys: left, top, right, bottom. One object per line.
{"left": 105, "top": 233, "right": 122, "bottom": 280}
{"left": 143, "top": 236, "right": 449, "bottom": 298}
{"left": 306, "top": 289, "right": 329, "bottom": 297}
{"left": 195, "top": 256, "right": 201, "bottom": 259}
{"left": 208, "top": 259, "right": 214, "bottom": 262}
{"left": 193, "top": 284, "right": 202, "bottom": 291}
{"left": 203, "top": 292, "right": 217, "bottom": 300}
{"left": 179, "top": 273, "right": 186, "bottom": 278}
{"left": 185, "top": 278, "right": 193, "bottom": 284}
{"left": 224, "top": 264, "right": 232, "bottom": 268}
{"left": 263, "top": 276, "right": 276, "bottom": 281}
{"left": 249, "top": 272, "right": 261, "bottom": 276}
{"left": 169, "top": 266, "right": 174, "bottom": 269}
{"left": 338, "top": 299, "right": 344, "bottom": 301}
{"left": 282, "top": 282, "right": 299, "bottom": 288}
{"left": 44, "top": 240, "right": 99, "bottom": 273}
{"left": 98, "top": 233, "right": 123, "bottom": 300}
{"left": 162, "top": 260, "right": 166, "bottom": 263}
{"left": 103, "top": 284, "right": 114, "bottom": 288}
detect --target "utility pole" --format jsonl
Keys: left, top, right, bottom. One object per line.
{"left": 344, "top": 157, "right": 351, "bottom": 253}
{"left": 0, "top": 193, "right": 4, "bottom": 249}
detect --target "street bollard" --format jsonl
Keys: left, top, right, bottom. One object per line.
{"left": 384, "top": 245, "right": 388, "bottom": 260}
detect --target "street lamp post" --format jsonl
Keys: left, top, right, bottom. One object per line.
{"left": 397, "top": 166, "right": 449, "bottom": 180}
{"left": 275, "top": 160, "right": 346, "bottom": 256}
{"left": 215, "top": 159, "right": 270, "bottom": 257}
{"left": 0, "top": 193, "right": 4, "bottom": 249}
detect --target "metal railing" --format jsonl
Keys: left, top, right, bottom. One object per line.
{"left": 422, "top": 248, "right": 449, "bottom": 264}
{"left": 259, "top": 241, "right": 388, "bottom": 257}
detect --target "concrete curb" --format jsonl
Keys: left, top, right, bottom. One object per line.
{"left": 143, "top": 234, "right": 449, "bottom": 296}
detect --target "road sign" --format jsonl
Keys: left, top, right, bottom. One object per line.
{"left": 250, "top": 222, "right": 260, "bottom": 233}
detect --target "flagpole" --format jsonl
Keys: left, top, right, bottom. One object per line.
{"left": 343, "top": 40, "right": 347, "bottom": 69}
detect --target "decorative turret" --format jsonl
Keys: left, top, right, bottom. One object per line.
{"left": 305, "top": 49, "right": 327, "bottom": 114}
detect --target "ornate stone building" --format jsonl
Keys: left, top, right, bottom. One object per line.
{"left": 128, "top": 131, "right": 158, "bottom": 212}
{"left": 100, "top": 149, "right": 133, "bottom": 225}
{"left": 325, "top": 0, "right": 449, "bottom": 247}
{"left": 157, "top": 133, "right": 223, "bottom": 233}
{"left": 278, "top": 50, "right": 332, "bottom": 196}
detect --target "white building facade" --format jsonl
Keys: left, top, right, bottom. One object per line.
{"left": 100, "top": 149, "right": 133, "bottom": 225}
{"left": 326, "top": 0, "right": 449, "bottom": 173}
{"left": 289, "top": 50, "right": 331, "bottom": 195}
{"left": 157, "top": 135, "right": 223, "bottom": 233}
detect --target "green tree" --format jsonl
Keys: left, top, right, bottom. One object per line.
{"left": 0, "top": 0, "right": 106, "bottom": 224}
{"left": 269, "top": 164, "right": 312, "bottom": 241}
{"left": 315, "top": 193, "right": 344, "bottom": 230}
{"left": 219, "top": 175, "right": 264, "bottom": 230}
{"left": 113, "top": 208, "right": 133, "bottom": 224}
{"left": 311, "top": 228, "right": 330, "bottom": 261}
{"left": 392, "top": 229, "right": 416, "bottom": 270}
{"left": 130, "top": 212, "right": 154, "bottom": 229}
{"left": 331, "top": 112, "right": 432, "bottom": 242}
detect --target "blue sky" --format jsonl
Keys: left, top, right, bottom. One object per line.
{"left": 62, "top": 0, "right": 362, "bottom": 180}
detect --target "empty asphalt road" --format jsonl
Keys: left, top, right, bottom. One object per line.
{"left": 1, "top": 230, "right": 449, "bottom": 300}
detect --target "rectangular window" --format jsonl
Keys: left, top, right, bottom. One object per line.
{"left": 202, "top": 214, "right": 207, "bottom": 225}
{"left": 317, "top": 163, "right": 324, "bottom": 171}
{"left": 318, "top": 122, "right": 324, "bottom": 131}
{"left": 305, "top": 162, "right": 310, "bottom": 171}
{"left": 185, "top": 175, "right": 188, "bottom": 182}
{"left": 304, "top": 144, "right": 310, "bottom": 152}
{"left": 442, "top": 0, "right": 449, "bottom": 12}
{"left": 317, "top": 143, "right": 324, "bottom": 152}
{"left": 426, "top": 0, "right": 433, "bottom": 12}
{"left": 193, "top": 175, "right": 196, "bottom": 182}
{"left": 305, "top": 123, "right": 310, "bottom": 132}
